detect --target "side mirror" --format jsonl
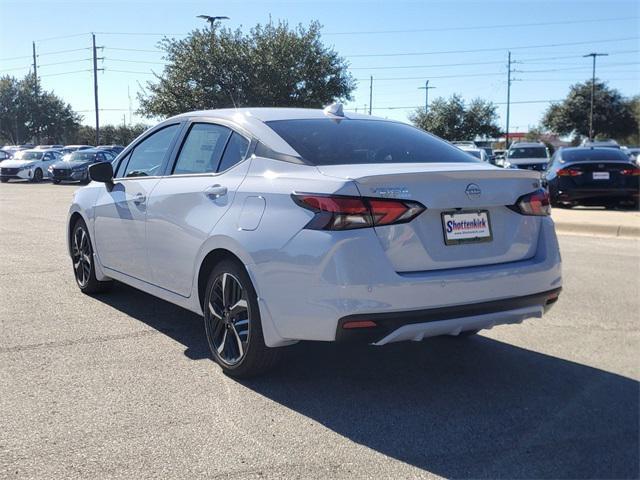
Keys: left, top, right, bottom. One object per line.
{"left": 89, "top": 161, "right": 114, "bottom": 186}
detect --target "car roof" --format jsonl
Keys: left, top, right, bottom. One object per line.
{"left": 158, "top": 107, "right": 396, "bottom": 157}
{"left": 560, "top": 146, "right": 629, "bottom": 154}
{"left": 169, "top": 107, "right": 385, "bottom": 123}
{"left": 510, "top": 142, "right": 546, "bottom": 148}
{"left": 21, "top": 148, "right": 59, "bottom": 153}
{"left": 70, "top": 148, "right": 102, "bottom": 153}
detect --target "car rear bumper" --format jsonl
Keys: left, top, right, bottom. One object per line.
{"left": 335, "top": 288, "right": 561, "bottom": 344}
{"left": 248, "top": 217, "right": 562, "bottom": 346}
{"left": 557, "top": 188, "right": 639, "bottom": 202}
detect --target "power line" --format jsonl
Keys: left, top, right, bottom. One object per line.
{"left": 107, "top": 58, "right": 167, "bottom": 65}
{"left": 105, "top": 47, "right": 163, "bottom": 53}
{"left": 366, "top": 99, "right": 564, "bottom": 111}
{"left": 39, "top": 69, "right": 92, "bottom": 78}
{"left": 38, "top": 47, "right": 92, "bottom": 57}
{"left": 346, "top": 36, "right": 638, "bottom": 58}
{"left": 325, "top": 16, "right": 637, "bottom": 35}
{"left": 94, "top": 31, "right": 187, "bottom": 36}
{"left": 38, "top": 58, "right": 92, "bottom": 68}
{"left": 104, "top": 69, "right": 156, "bottom": 75}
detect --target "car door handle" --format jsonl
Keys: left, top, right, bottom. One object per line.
{"left": 205, "top": 184, "right": 228, "bottom": 199}
{"left": 133, "top": 193, "right": 146, "bottom": 205}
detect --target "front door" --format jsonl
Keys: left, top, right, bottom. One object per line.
{"left": 93, "top": 123, "right": 181, "bottom": 281}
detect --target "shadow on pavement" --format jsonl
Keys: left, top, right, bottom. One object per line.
{"left": 101, "top": 282, "right": 639, "bottom": 479}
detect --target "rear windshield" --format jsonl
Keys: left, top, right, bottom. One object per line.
{"left": 508, "top": 147, "right": 548, "bottom": 159}
{"left": 562, "top": 148, "right": 630, "bottom": 162}
{"left": 266, "top": 119, "right": 478, "bottom": 166}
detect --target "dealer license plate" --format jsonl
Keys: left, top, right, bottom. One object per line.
{"left": 442, "top": 210, "right": 492, "bottom": 246}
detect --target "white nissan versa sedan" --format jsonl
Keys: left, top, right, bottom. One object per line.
{"left": 67, "top": 105, "right": 562, "bottom": 377}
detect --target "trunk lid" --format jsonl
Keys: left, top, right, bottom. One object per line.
{"left": 317, "top": 162, "right": 544, "bottom": 273}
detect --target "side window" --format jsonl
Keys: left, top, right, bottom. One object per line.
{"left": 95, "top": 153, "right": 105, "bottom": 162}
{"left": 114, "top": 152, "right": 131, "bottom": 178}
{"left": 172, "top": 123, "right": 231, "bottom": 175}
{"left": 43, "top": 153, "right": 52, "bottom": 161}
{"left": 218, "top": 132, "right": 250, "bottom": 172}
{"left": 122, "top": 124, "right": 180, "bottom": 178}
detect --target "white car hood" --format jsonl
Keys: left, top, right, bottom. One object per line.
{"left": 1, "top": 160, "right": 36, "bottom": 168}
{"left": 508, "top": 157, "right": 548, "bottom": 164}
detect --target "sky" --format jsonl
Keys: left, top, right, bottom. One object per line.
{"left": 0, "top": 0, "right": 638, "bottom": 133}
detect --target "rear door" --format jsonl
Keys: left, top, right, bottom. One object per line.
{"left": 93, "top": 123, "right": 182, "bottom": 281}
{"left": 145, "top": 122, "right": 252, "bottom": 297}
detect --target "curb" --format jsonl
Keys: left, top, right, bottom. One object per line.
{"left": 554, "top": 221, "right": 640, "bottom": 238}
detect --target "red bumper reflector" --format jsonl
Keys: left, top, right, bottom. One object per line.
{"left": 342, "top": 320, "right": 377, "bottom": 329}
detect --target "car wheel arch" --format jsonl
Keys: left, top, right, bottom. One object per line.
{"left": 197, "top": 248, "right": 246, "bottom": 312}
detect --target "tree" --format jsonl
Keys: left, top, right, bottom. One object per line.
{"left": 542, "top": 80, "right": 637, "bottom": 141}
{"left": 410, "top": 94, "right": 501, "bottom": 141}
{"left": 0, "top": 73, "right": 81, "bottom": 144}
{"left": 138, "top": 21, "right": 355, "bottom": 117}
{"left": 68, "top": 123, "right": 149, "bottom": 146}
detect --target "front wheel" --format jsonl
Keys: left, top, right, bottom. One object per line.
{"left": 71, "top": 219, "right": 112, "bottom": 294}
{"left": 203, "top": 259, "right": 281, "bottom": 377}
{"left": 31, "top": 168, "right": 43, "bottom": 183}
{"left": 0, "top": 178, "right": 9, "bottom": 183}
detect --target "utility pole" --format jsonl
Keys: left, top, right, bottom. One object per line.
{"left": 128, "top": 85, "right": 132, "bottom": 126}
{"left": 32, "top": 42, "right": 38, "bottom": 81}
{"left": 32, "top": 41, "right": 38, "bottom": 144}
{"left": 368, "top": 76, "right": 373, "bottom": 115}
{"left": 505, "top": 51, "right": 512, "bottom": 149}
{"left": 418, "top": 80, "right": 435, "bottom": 113}
{"left": 92, "top": 33, "right": 103, "bottom": 145}
{"left": 583, "top": 52, "right": 608, "bottom": 140}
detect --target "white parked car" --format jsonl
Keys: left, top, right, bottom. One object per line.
{"left": 0, "top": 148, "right": 62, "bottom": 182}
{"left": 67, "top": 106, "right": 562, "bottom": 377}
{"left": 506, "top": 141, "right": 550, "bottom": 171}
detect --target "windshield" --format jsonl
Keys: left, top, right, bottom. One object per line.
{"left": 562, "top": 149, "right": 630, "bottom": 162}
{"left": 266, "top": 119, "right": 478, "bottom": 166}
{"left": 15, "top": 151, "right": 43, "bottom": 161}
{"left": 68, "top": 152, "right": 96, "bottom": 162}
{"left": 508, "top": 147, "right": 548, "bottom": 159}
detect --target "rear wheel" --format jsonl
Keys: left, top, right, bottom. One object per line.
{"left": 71, "top": 219, "right": 112, "bottom": 294}
{"left": 203, "top": 259, "right": 281, "bottom": 377}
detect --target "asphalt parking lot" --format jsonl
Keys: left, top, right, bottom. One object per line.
{"left": 1, "top": 181, "right": 638, "bottom": 479}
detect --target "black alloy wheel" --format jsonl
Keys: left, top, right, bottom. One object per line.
{"left": 204, "top": 259, "right": 281, "bottom": 377}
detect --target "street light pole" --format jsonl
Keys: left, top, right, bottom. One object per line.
{"left": 583, "top": 52, "right": 608, "bottom": 141}
{"left": 418, "top": 80, "right": 435, "bottom": 113}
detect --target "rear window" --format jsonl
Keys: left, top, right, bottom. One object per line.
{"left": 265, "top": 119, "right": 477, "bottom": 166}
{"left": 508, "top": 147, "right": 548, "bottom": 159}
{"left": 562, "top": 149, "right": 630, "bottom": 162}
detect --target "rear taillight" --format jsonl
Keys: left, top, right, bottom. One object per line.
{"left": 620, "top": 167, "right": 640, "bottom": 176}
{"left": 510, "top": 189, "right": 551, "bottom": 216}
{"left": 292, "top": 193, "right": 425, "bottom": 230}
{"left": 557, "top": 168, "right": 583, "bottom": 177}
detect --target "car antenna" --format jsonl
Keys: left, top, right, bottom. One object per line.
{"left": 323, "top": 102, "right": 344, "bottom": 117}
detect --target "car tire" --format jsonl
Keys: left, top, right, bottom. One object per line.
{"left": 203, "top": 259, "right": 281, "bottom": 378}
{"left": 71, "top": 219, "right": 112, "bottom": 294}
{"left": 31, "top": 168, "right": 43, "bottom": 183}
{"left": 0, "top": 178, "right": 8, "bottom": 183}
{"left": 52, "top": 179, "right": 61, "bottom": 185}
